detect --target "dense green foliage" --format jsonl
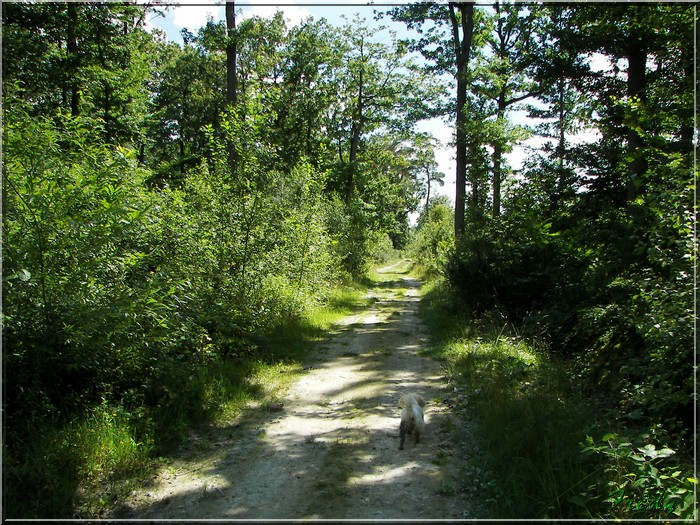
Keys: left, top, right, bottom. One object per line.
{"left": 403, "top": 2, "right": 696, "bottom": 520}
{"left": 438, "top": 3, "right": 695, "bottom": 431}
{"left": 2, "top": 1, "right": 696, "bottom": 519}
{"left": 400, "top": 1, "right": 694, "bottom": 427}
{"left": 2, "top": 3, "right": 433, "bottom": 517}
{"left": 410, "top": 195, "right": 454, "bottom": 278}
{"left": 419, "top": 281, "right": 695, "bottom": 519}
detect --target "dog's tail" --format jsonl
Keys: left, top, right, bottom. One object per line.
{"left": 411, "top": 397, "right": 425, "bottom": 433}
{"left": 399, "top": 393, "right": 426, "bottom": 409}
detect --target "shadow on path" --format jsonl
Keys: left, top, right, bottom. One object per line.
{"left": 113, "top": 261, "right": 473, "bottom": 520}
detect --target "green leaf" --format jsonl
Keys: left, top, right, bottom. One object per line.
{"left": 639, "top": 443, "right": 657, "bottom": 458}
{"left": 656, "top": 448, "right": 675, "bottom": 459}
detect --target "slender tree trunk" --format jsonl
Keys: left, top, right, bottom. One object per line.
{"left": 678, "top": 55, "right": 694, "bottom": 150}
{"left": 492, "top": 93, "right": 506, "bottom": 220}
{"left": 449, "top": 2, "right": 475, "bottom": 238}
{"left": 425, "top": 171, "right": 431, "bottom": 212}
{"left": 454, "top": 70, "right": 468, "bottom": 236}
{"left": 94, "top": 18, "right": 114, "bottom": 142}
{"left": 226, "top": 2, "right": 238, "bottom": 172}
{"left": 103, "top": 86, "right": 112, "bottom": 142}
{"left": 67, "top": 2, "right": 80, "bottom": 117}
{"left": 469, "top": 140, "right": 482, "bottom": 223}
{"left": 346, "top": 121, "right": 361, "bottom": 203}
{"left": 179, "top": 139, "right": 186, "bottom": 176}
{"left": 226, "top": 2, "right": 237, "bottom": 106}
{"left": 346, "top": 113, "right": 362, "bottom": 203}
{"left": 626, "top": 41, "right": 647, "bottom": 205}
{"left": 346, "top": 40, "right": 365, "bottom": 204}
{"left": 491, "top": 143, "right": 502, "bottom": 220}
{"left": 557, "top": 79, "right": 566, "bottom": 176}
{"left": 553, "top": 78, "right": 566, "bottom": 211}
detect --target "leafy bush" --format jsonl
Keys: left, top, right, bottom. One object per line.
{"left": 445, "top": 182, "right": 693, "bottom": 428}
{"left": 3, "top": 101, "right": 176, "bottom": 423}
{"left": 324, "top": 196, "right": 377, "bottom": 279}
{"left": 445, "top": 213, "right": 560, "bottom": 317}
{"left": 369, "top": 232, "right": 399, "bottom": 264}
{"left": 410, "top": 199, "right": 454, "bottom": 277}
{"left": 3, "top": 94, "right": 352, "bottom": 517}
{"left": 579, "top": 432, "right": 696, "bottom": 519}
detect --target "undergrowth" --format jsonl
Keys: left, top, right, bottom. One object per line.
{"left": 3, "top": 283, "right": 368, "bottom": 519}
{"left": 418, "top": 278, "right": 696, "bottom": 520}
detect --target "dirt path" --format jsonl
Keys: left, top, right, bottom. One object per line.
{"left": 113, "top": 261, "right": 475, "bottom": 519}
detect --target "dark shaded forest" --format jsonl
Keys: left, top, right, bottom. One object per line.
{"left": 2, "top": 1, "right": 696, "bottom": 519}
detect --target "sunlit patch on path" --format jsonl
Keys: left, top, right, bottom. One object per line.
{"left": 114, "top": 260, "right": 474, "bottom": 519}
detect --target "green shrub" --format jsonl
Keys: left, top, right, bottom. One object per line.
{"left": 3, "top": 94, "right": 351, "bottom": 518}
{"left": 410, "top": 199, "right": 454, "bottom": 277}
{"left": 369, "top": 232, "right": 399, "bottom": 264}
{"left": 578, "top": 432, "right": 696, "bottom": 519}
{"left": 445, "top": 214, "right": 560, "bottom": 317}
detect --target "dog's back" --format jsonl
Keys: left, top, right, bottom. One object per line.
{"left": 398, "top": 393, "right": 425, "bottom": 450}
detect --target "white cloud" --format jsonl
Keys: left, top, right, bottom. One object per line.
{"left": 171, "top": 3, "right": 223, "bottom": 32}
{"left": 588, "top": 52, "right": 612, "bottom": 73}
{"left": 164, "top": 2, "right": 310, "bottom": 35}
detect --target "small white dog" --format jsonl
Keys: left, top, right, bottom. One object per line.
{"left": 398, "top": 393, "right": 426, "bottom": 450}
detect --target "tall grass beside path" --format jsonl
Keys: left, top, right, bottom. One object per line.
{"left": 417, "top": 279, "right": 696, "bottom": 519}
{"left": 3, "top": 284, "right": 369, "bottom": 519}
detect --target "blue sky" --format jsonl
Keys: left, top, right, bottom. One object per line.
{"left": 145, "top": 1, "right": 396, "bottom": 45}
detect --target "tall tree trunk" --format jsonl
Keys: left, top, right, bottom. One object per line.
{"left": 678, "top": 53, "right": 694, "bottom": 150}
{"left": 346, "top": 123, "right": 361, "bottom": 203}
{"left": 626, "top": 40, "right": 647, "bottom": 205}
{"left": 226, "top": 2, "right": 238, "bottom": 171}
{"left": 138, "top": 143, "right": 145, "bottom": 166}
{"left": 425, "top": 171, "right": 431, "bottom": 212}
{"left": 226, "top": 2, "right": 237, "bottom": 106}
{"left": 346, "top": 39, "right": 365, "bottom": 204}
{"left": 553, "top": 77, "right": 566, "bottom": 211}
{"left": 468, "top": 140, "right": 482, "bottom": 224}
{"left": 346, "top": 80, "right": 363, "bottom": 203}
{"left": 179, "top": 139, "right": 186, "bottom": 176}
{"left": 491, "top": 142, "right": 502, "bottom": 220}
{"left": 454, "top": 70, "right": 468, "bottom": 236}
{"left": 492, "top": 92, "right": 506, "bottom": 220}
{"left": 95, "top": 17, "right": 112, "bottom": 142}
{"left": 557, "top": 79, "right": 566, "bottom": 177}
{"left": 449, "top": 2, "right": 475, "bottom": 238}
{"left": 103, "top": 85, "right": 112, "bottom": 142}
{"left": 67, "top": 2, "right": 80, "bottom": 116}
